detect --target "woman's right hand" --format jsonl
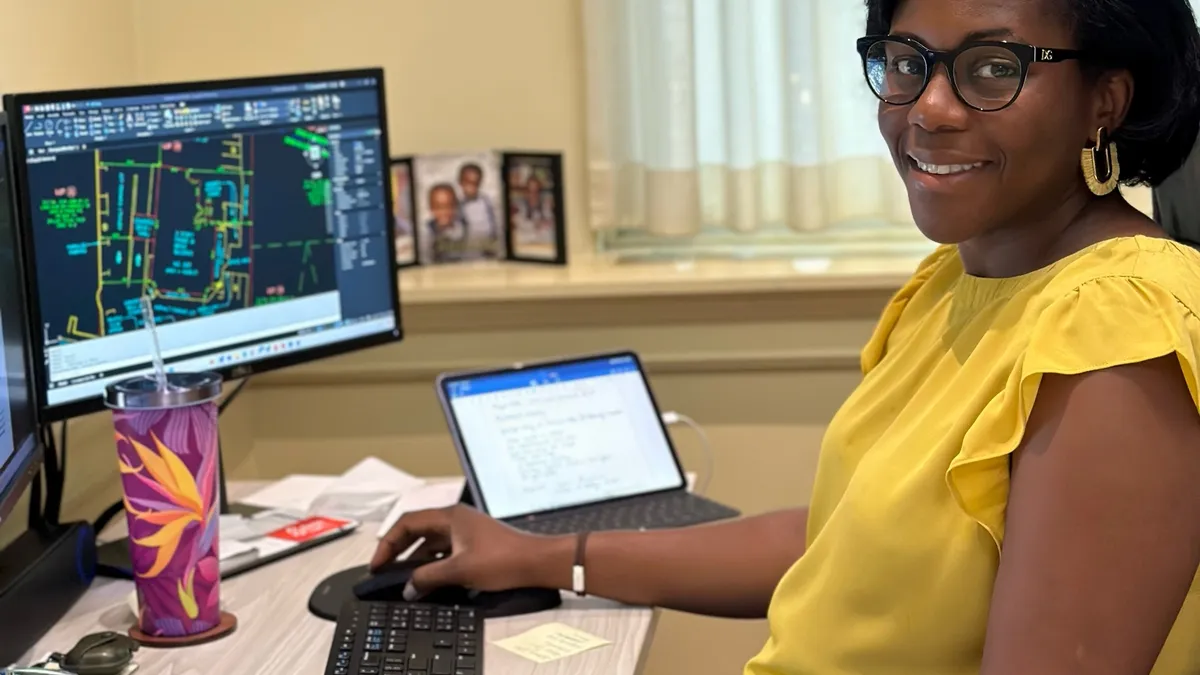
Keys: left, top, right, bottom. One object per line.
{"left": 370, "top": 504, "right": 564, "bottom": 600}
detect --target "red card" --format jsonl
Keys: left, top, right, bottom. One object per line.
{"left": 266, "top": 516, "right": 352, "bottom": 543}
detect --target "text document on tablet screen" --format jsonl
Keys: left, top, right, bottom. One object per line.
{"left": 445, "top": 356, "right": 683, "bottom": 519}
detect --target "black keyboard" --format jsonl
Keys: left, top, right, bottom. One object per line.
{"left": 324, "top": 600, "right": 483, "bottom": 675}
{"left": 510, "top": 491, "right": 739, "bottom": 536}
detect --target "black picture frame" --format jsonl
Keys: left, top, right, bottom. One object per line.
{"left": 390, "top": 156, "right": 419, "bottom": 268}
{"left": 501, "top": 151, "right": 567, "bottom": 265}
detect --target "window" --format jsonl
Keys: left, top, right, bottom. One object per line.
{"left": 583, "top": 0, "right": 933, "bottom": 262}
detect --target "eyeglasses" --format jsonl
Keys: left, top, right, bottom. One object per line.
{"left": 856, "top": 35, "right": 1083, "bottom": 112}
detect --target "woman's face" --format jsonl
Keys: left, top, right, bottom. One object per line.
{"left": 878, "top": 0, "right": 1106, "bottom": 244}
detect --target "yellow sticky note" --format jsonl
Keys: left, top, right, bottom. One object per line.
{"left": 493, "top": 622, "right": 612, "bottom": 664}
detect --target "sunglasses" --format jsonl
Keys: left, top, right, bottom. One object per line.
{"left": 856, "top": 35, "right": 1084, "bottom": 112}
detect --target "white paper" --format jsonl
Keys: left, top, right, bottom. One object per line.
{"left": 240, "top": 474, "right": 334, "bottom": 514}
{"left": 219, "top": 539, "right": 258, "bottom": 562}
{"left": 309, "top": 457, "right": 426, "bottom": 522}
{"left": 219, "top": 513, "right": 258, "bottom": 542}
{"left": 376, "top": 478, "right": 467, "bottom": 538}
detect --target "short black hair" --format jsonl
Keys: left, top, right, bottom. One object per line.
{"left": 865, "top": 0, "right": 1200, "bottom": 187}
{"left": 459, "top": 163, "right": 483, "bottom": 180}
{"left": 428, "top": 182, "right": 458, "bottom": 204}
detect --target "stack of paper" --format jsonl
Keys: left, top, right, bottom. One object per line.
{"left": 239, "top": 474, "right": 334, "bottom": 514}
{"left": 241, "top": 457, "right": 426, "bottom": 522}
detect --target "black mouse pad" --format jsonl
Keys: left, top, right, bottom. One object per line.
{"left": 307, "top": 564, "right": 563, "bottom": 621}
{"left": 309, "top": 565, "right": 372, "bottom": 620}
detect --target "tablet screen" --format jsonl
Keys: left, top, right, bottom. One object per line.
{"left": 443, "top": 354, "right": 685, "bottom": 519}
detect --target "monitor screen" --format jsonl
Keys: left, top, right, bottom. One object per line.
{"left": 441, "top": 354, "right": 686, "bottom": 520}
{"left": 5, "top": 69, "right": 402, "bottom": 420}
{"left": 0, "top": 116, "right": 42, "bottom": 525}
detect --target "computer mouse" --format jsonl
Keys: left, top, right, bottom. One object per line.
{"left": 353, "top": 559, "right": 562, "bottom": 619}
{"left": 354, "top": 558, "right": 429, "bottom": 601}
{"left": 62, "top": 631, "right": 139, "bottom": 675}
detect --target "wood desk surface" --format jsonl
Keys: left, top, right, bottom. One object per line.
{"left": 22, "top": 482, "right": 658, "bottom": 675}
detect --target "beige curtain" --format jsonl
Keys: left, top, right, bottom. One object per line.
{"left": 583, "top": 0, "right": 913, "bottom": 237}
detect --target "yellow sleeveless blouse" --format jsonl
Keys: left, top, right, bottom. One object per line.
{"left": 745, "top": 236, "right": 1200, "bottom": 674}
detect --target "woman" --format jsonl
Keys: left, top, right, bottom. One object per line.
{"left": 375, "top": 0, "right": 1200, "bottom": 672}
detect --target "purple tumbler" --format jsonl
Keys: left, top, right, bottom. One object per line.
{"left": 106, "top": 371, "right": 225, "bottom": 640}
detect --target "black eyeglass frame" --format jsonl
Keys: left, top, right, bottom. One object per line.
{"left": 855, "top": 35, "right": 1084, "bottom": 112}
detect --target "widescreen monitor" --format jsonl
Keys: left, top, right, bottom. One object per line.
{"left": 3, "top": 69, "right": 403, "bottom": 421}
{"left": 0, "top": 113, "right": 42, "bottom": 525}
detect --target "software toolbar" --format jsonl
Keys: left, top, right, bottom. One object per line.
{"left": 20, "top": 78, "right": 379, "bottom": 153}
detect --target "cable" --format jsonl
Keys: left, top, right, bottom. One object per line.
{"left": 661, "top": 411, "right": 714, "bottom": 496}
{"left": 40, "top": 423, "right": 62, "bottom": 527}
{"left": 27, "top": 469, "right": 43, "bottom": 532}
{"left": 219, "top": 377, "right": 250, "bottom": 416}
{"left": 216, "top": 379, "right": 249, "bottom": 514}
{"left": 59, "top": 421, "right": 67, "bottom": 488}
{"left": 93, "top": 500, "right": 126, "bottom": 534}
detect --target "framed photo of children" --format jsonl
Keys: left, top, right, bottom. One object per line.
{"left": 412, "top": 151, "right": 506, "bottom": 266}
{"left": 389, "top": 157, "right": 418, "bottom": 268}
{"left": 502, "top": 152, "right": 567, "bottom": 264}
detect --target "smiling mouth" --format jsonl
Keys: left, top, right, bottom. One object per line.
{"left": 910, "top": 157, "right": 986, "bottom": 176}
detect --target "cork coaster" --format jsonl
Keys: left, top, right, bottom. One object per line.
{"left": 129, "top": 611, "right": 237, "bottom": 647}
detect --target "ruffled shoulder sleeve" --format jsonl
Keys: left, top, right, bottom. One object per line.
{"left": 861, "top": 245, "right": 959, "bottom": 375}
{"left": 948, "top": 275, "right": 1200, "bottom": 549}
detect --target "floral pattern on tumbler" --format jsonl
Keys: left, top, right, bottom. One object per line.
{"left": 114, "top": 401, "right": 221, "bottom": 637}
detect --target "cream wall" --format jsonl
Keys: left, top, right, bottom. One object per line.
{"left": 132, "top": 0, "right": 593, "bottom": 263}
{"left": 0, "top": 1, "right": 138, "bottom": 92}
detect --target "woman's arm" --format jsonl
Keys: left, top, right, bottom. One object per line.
{"left": 980, "top": 356, "right": 1200, "bottom": 675}
{"left": 527, "top": 508, "right": 808, "bottom": 618}
{"left": 373, "top": 506, "right": 808, "bottom": 619}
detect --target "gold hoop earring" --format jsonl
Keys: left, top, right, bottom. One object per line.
{"left": 1081, "top": 126, "right": 1120, "bottom": 196}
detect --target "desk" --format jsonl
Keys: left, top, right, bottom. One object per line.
{"left": 24, "top": 481, "right": 659, "bottom": 674}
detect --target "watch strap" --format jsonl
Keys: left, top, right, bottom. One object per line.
{"left": 572, "top": 531, "right": 591, "bottom": 597}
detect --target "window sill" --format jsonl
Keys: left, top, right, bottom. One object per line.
{"left": 398, "top": 253, "right": 927, "bottom": 305}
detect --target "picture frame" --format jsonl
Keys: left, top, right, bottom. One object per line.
{"left": 501, "top": 152, "right": 567, "bottom": 265}
{"left": 389, "top": 157, "right": 419, "bottom": 268}
{"left": 412, "top": 151, "right": 506, "bottom": 266}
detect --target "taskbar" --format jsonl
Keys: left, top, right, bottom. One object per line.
{"left": 44, "top": 313, "right": 396, "bottom": 406}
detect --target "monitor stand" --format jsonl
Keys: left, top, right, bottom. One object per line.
{"left": 95, "top": 437, "right": 260, "bottom": 580}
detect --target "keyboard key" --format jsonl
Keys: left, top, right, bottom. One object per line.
{"left": 431, "top": 653, "right": 453, "bottom": 675}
